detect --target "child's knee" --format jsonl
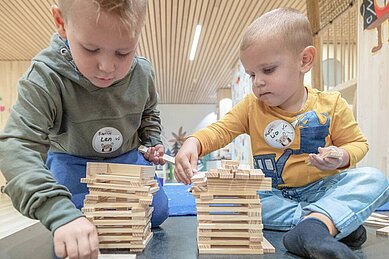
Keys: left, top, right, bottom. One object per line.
{"left": 349, "top": 167, "right": 388, "bottom": 189}
{"left": 364, "top": 167, "right": 389, "bottom": 188}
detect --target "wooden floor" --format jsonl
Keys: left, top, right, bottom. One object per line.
{"left": 0, "top": 194, "right": 38, "bottom": 239}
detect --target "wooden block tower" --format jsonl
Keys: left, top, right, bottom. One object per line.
{"left": 191, "top": 160, "right": 275, "bottom": 255}
{"left": 81, "top": 162, "right": 159, "bottom": 253}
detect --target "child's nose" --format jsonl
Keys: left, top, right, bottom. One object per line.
{"left": 253, "top": 76, "right": 265, "bottom": 87}
{"left": 98, "top": 58, "right": 115, "bottom": 73}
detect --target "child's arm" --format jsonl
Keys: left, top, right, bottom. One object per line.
{"left": 174, "top": 96, "right": 252, "bottom": 184}
{"left": 330, "top": 95, "right": 369, "bottom": 166}
{"left": 174, "top": 137, "right": 201, "bottom": 185}
{"left": 308, "top": 93, "right": 368, "bottom": 171}
{"left": 0, "top": 71, "right": 89, "bottom": 257}
{"left": 137, "top": 66, "right": 165, "bottom": 158}
{"left": 53, "top": 217, "right": 99, "bottom": 259}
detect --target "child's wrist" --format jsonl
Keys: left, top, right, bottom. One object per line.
{"left": 187, "top": 137, "right": 201, "bottom": 155}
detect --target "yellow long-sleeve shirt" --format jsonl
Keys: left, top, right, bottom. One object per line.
{"left": 193, "top": 87, "right": 368, "bottom": 188}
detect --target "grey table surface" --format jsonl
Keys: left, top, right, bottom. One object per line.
{"left": 1, "top": 215, "right": 388, "bottom": 259}
{"left": 135, "top": 216, "right": 389, "bottom": 259}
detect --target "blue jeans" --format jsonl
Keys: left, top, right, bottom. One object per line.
{"left": 258, "top": 167, "right": 389, "bottom": 239}
{"left": 46, "top": 149, "right": 169, "bottom": 227}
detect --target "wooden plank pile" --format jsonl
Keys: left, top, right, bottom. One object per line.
{"left": 364, "top": 212, "right": 389, "bottom": 236}
{"left": 81, "top": 162, "right": 159, "bottom": 252}
{"left": 191, "top": 160, "right": 275, "bottom": 254}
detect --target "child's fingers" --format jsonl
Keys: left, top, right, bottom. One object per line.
{"left": 309, "top": 154, "right": 325, "bottom": 167}
{"left": 148, "top": 147, "right": 155, "bottom": 157}
{"left": 158, "top": 157, "right": 165, "bottom": 165}
{"left": 89, "top": 231, "right": 100, "bottom": 259}
{"left": 76, "top": 233, "right": 94, "bottom": 259}
{"left": 174, "top": 163, "right": 184, "bottom": 183}
{"left": 184, "top": 167, "right": 194, "bottom": 183}
{"left": 174, "top": 169, "right": 188, "bottom": 184}
{"left": 174, "top": 163, "right": 191, "bottom": 184}
{"left": 65, "top": 239, "right": 79, "bottom": 259}
{"left": 190, "top": 156, "right": 198, "bottom": 173}
{"left": 310, "top": 153, "right": 341, "bottom": 171}
{"left": 180, "top": 165, "right": 191, "bottom": 184}
{"left": 54, "top": 239, "right": 67, "bottom": 258}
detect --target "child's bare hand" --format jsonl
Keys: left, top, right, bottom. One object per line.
{"left": 174, "top": 137, "right": 200, "bottom": 185}
{"left": 53, "top": 217, "right": 99, "bottom": 259}
{"left": 307, "top": 146, "right": 349, "bottom": 171}
{"left": 143, "top": 144, "right": 165, "bottom": 165}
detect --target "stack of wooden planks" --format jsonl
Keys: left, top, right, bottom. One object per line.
{"left": 191, "top": 160, "right": 275, "bottom": 254}
{"left": 364, "top": 212, "right": 389, "bottom": 236}
{"left": 81, "top": 162, "right": 159, "bottom": 252}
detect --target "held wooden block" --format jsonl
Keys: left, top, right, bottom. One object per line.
{"left": 321, "top": 149, "right": 343, "bottom": 159}
{"left": 306, "top": 148, "right": 343, "bottom": 165}
{"left": 138, "top": 145, "right": 176, "bottom": 164}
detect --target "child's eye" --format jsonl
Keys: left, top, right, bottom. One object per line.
{"left": 116, "top": 52, "right": 130, "bottom": 58}
{"left": 263, "top": 67, "right": 276, "bottom": 74}
{"left": 84, "top": 47, "right": 99, "bottom": 53}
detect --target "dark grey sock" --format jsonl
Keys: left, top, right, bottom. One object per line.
{"left": 339, "top": 225, "right": 367, "bottom": 248}
{"left": 282, "top": 218, "right": 359, "bottom": 259}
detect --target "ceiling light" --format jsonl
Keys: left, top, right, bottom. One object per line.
{"left": 189, "top": 25, "right": 202, "bottom": 61}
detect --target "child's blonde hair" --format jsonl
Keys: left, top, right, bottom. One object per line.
{"left": 240, "top": 8, "right": 313, "bottom": 54}
{"left": 58, "top": 0, "right": 147, "bottom": 36}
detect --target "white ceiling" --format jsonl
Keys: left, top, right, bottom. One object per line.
{"left": 0, "top": 0, "right": 309, "bottom": 104}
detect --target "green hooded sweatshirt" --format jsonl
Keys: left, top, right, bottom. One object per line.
{"left": 0, "top": 33, "right": 162, "bottom": 232}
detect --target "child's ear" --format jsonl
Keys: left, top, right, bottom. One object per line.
{"left": 300, "top": 46, "right": 316, "bottom": 73}
{"left": 51, "top": 5, "right": 67, "bottom": 38}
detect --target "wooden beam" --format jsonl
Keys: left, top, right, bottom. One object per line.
{"left": 306, "top": 0, "right": 323, "bottom": 90}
